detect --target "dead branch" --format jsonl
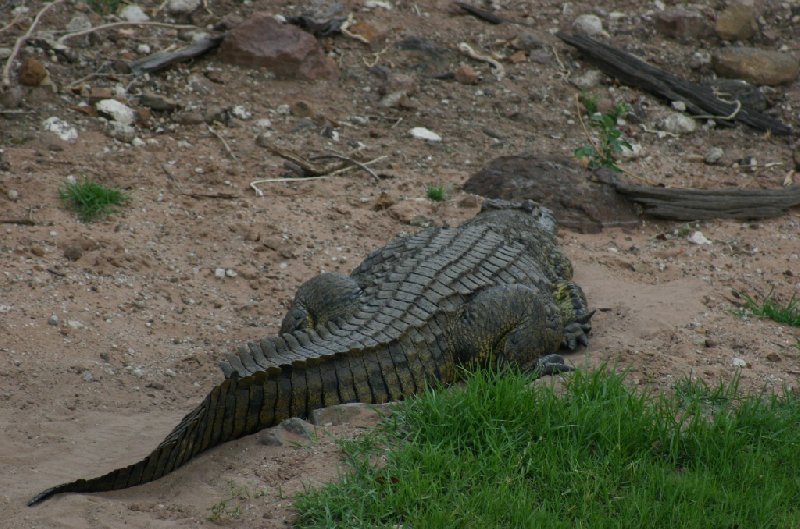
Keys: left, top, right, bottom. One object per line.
{"left": 454, "top": 1, "right": 504, "bottom": 24}
{"left": 207, "top": 125, "right": 237, "bottom": 160}
{"left": 0, "top": 218, "right": 36, "bottom": 225}
{"left": 311, "top": 152, "right": 382, "bottom": 181}
{"left": 56, "top": 21, "right": 200, "bottom": 45}
{"left": 2, "top": 0, "right": 66, "bottom": 89}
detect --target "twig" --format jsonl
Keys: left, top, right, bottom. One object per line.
{"left": 207, "top": 125, "right": 237, "bottom": 160}
{"left": 0, "top": 218, "right": 35, "bottom": 225}
{"left": 46, "top": 268, "right": 66, "bottom": 277}
{"left": 551, "top": 46, "right": 570, "bottom": 80}
{"left": 250, "top": 176, "right": 333, "bottom": 196}
{"left": 458, "top": 42, "right": 504, "bottom": 80}
{"left": 363, "top": 43, "right": 390, "bottom": 67}
{"left": 182, "top": 193, "right": 237, "bottom": 199}
{"left": 311, "top": 153, "right": 382, "bottom": 181}
{"left": 340, "top": 13, "right": 369, "bottom": 44}
{"left": 57, "top": 21, "right": 199, "bottom": 45}
{"left": 454, "top": 1, "right": 504, "bottom": 24}
{"left": 2, "top": 0, "right": 66, "bottom": 89}
{"left": 693, "top": 99, "right": 742, "bottom": 121}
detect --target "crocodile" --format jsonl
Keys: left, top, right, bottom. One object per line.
{"left": 28, "top": 199, "right": 592, "bottom": 506}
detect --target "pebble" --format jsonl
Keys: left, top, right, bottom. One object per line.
{"left": 167, "top": 0, "right": 200, "bottom": 15}
{"left": 66, "top": 14, "right": 92, "bottom": 33}
{"left": 18, "top": 57, "right": 47, "bottom": 86}
{"left": 254, "top": 118, "right": 272, "bottom": 130}
{"left": 573, "top": 14, "right": 605, "bottom": 37}
{"left": 0, "top": 48, "right": 12, "bottom": 60}
{"left": 66, "top": 319, "right": 84, "bottom": 329}
{"left": 96, "top": 99, "right": 135, "bottom": 126}
{"left": 132, "top": 366, "right": 145, "bottom": 377}
{"left": 48, "top": 314, "right": 59, "bottom": 326}
{"left": 712, "top": 47, "right": 800, "bottom": 86}
{"left": 7, "top": 189, "right": 18, "bottom": 200}
{"left": 81, "top": 370, "right": 94, "bottom": 382}
{"left": 42, "top": 117, "right": 77, "bottom": 141}
{"left": 214, "top": 268, "right": 226, "bottom": 279}
{"left": 454, "top": 64, "right": 479, "bottom": 85}
{"left": 670, "top": 101, "right": 686, "bottom": 112}
{"left": 687, "top": 231, "right": 711, "bottom": 245}
{"left": 164, "top": 368, "right": 176, "bottom": 377}
{"left": 410, "top": 127, "right": 442, "bottom": 142}
{"left": 658, "top": 113, "right": 697, "bottom": 134}
{"left": 137, "top": 44, "right": 151, "bottom": 54}
{"left": 225, "top": 268, "right": 237, "bottom": 277}
{"left": 119, "top": 5, "right": 150, "bottom": 23}
{"left": 63, "top": 245, "right": 83, "bottom": 261}
{"left": 715, "top": 3, "right": 757, "bottom": 41}
{"left": 139, "top": 91, "right": 178, "bottom": 111}
{"left": 704, "top": 147, "right": 724, "bottom": 165}
{"left": 619, "top": 142, "right": 644, "bottom": 159}
{"left": 106, "top": 122, "right": 136, "bottom": 143}
{"left": 571, "top": 69, "right": 604, "bottom": 89}
{"left": 231, "top": 105, "right": 251, "bottom": 119}
{"left": 0, "top": 304, "right": 11, "bottom": 313}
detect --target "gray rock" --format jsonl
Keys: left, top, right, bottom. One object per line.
{"left": 167, "top": 0, "right": 200, "bottom": 15}
{"left": 654, "top": 8, "right": 712, "bottom": 41}
{"left": 119, "top": 5, "right": 149, "bottom": 23}
{"left": 658, "top": 113, "right": 697, "bottom": 134}
{"left": 715, "top": 4, "right": 757, "bottom": 41}
{"left": 257, "top": 430, "right": 283, "bottom": 446}
{"left": 48, "top": 314, "right": 59, "bottom": 326}
{"left": 704, "top": 147, "right": 724, "bottom": 165}
{"left": 66, "top": 15, "right": 92, "bottom": 33}
{"left": 0, "top": 48, "right": 12, "bottom": 59}
{"left": 712, "top": 47, "right": 800, "bottom": 86}
{"left": 573, "top": 14, "right": 605, "bottom": 37}
{"left": 106, "top": 121, "right": 136, "bottom": 143}
{"left": 81, "top": 370, "right": 94, "bottom": 382}
{"left": 96, "top": 99, "right": 135, "bottom": 126}
{"left": 310, "top": 402, "right": 389, "bottom": 427}
{"left": 63, "top": 245, "right": 82, "bottom": 261}
{"left": 571, "top": 69, "right": 604, "bottom": 89}
{"left": 217, "top": 14, "right": 339, "bottom": 81}
{"left": 280, "top": 417, "right": 313, "bottom": 437}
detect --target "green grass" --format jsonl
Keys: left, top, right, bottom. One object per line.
{"left": 59, "top": 178, "right": 128, "bottom": 222}
{"left": 738, "top": 291, "right": 800, "bottom": 327}
{"left": 426, "top": 184, "right": 446, "bottom": 202}
{"left": 295, "top": 367, "right": 800, "bottom": 529}
{"left": 575, "top": 93, "right": 631, "bottom": 172}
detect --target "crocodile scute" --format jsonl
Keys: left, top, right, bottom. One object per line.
{"left": 29, "top": 198, "right": 591, "bottom": 506}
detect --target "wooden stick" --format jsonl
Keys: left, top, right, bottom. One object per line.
{"left": 56, "top": 21, "right": 199, "bottom": 45}
{"left": 2, "top": 0, "right": 66, "bottom": 89}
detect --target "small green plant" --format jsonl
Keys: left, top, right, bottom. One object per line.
{"left": 737, "top": 291, "right": 800, "bottom": 327}
{"left": 575, "top": 93, "right": 631, "bottom": 172}
{"left": 59, "top": 178, "right": 128, "bottom": 222}
{"left": 207, "top": 481, "right": 250, "bottom": 522}
{"left": 426, "top": 183, "right": 446, "bottom": 201}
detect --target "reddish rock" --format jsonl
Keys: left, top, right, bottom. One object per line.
{"left": 217, "top": 14, "right": 338, "bottom": 81}
{"left": 18, "top": 57, "right": 47, "bottom": 86}
{"left": 654, "top": 8, "right": 712, "bottom": 41}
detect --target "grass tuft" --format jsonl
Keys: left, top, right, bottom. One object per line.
{"left": 295, "top": 367, "right": 800, "bottom": 529}
{"left": 59, "top": 178, "right": 128, "bottom": 222}
{"left": 737, "top": 291, "right": 800, "bottom": 327}
{"left": 426, "top": 183, "right": 446, "bottom": 202}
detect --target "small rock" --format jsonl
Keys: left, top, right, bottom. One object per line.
{"left": 765, "top": 353, "right": 781, "bottom": 362}
{"left": 231, "top": 105, "right": 251, "bottom": 119}
{"left": 715, "top": 3, "right": 757, "bottom": 41}
{"left": 139, "top": 92, "right": 178, "bottom": 111}
{"left": 454, "top": 64, "right": 479, "bottom": 85}
{"left": 7, "top": 189, "right": 18, "bottom": 201}
{"left": 687, "top": 231, "right": 711, "bottom": 245}
{"left": 64, "top": 245, "right": 83, "bottom": 261}
{"left": 0, "top": 48, "right": 12, "bottom": 60}
{"left": 280, "top": 417, "right": 313, "bottom": 437}
{"left": 410, "top": 127, "right": 441, "bottom": 142}
{"left": 310, "top": 402, "right": 388, "bottom": 427}
{"left": 164, "top": 368, "right": 177, "bottom": 377}
{"left": 257, "top": 431, "right": 283, "bottom": 446}
{"left": 254, "top": 118, "right": 272, "bottom": 130}
{"left": 119, "top": 5, "right": 150, "bottom": 23}
{"left": 571, "top": 69, "right": 604, "bottom": 89}
{"left": 704, "top": 147, "right": 724, "bottom": 165}
{"left": 214, "top": 268, "right": 226, "bottom": 279}
{"left": 373, "top": 191, "right": 395, "bottom": 211}
{"left": 167, "top": 0, "right": 200, "bottom": 15}
{"left": 619, "top": 142, "right": 644, "bottom": 159}
{"left": 457, "top": 195, "right": 480, "bottom": 209}
{"left": 48, "top": 314, "right": 59, "bottom": 326}
{"left": 174, "top": 110, "right": 205, "bottom": 125}
{"left": 132, "top": 366, "right": 145, "bottom": 377}
{"left": 0, "top": 304, "right": 12, "bottom": 313}
{"left": 18, "top": 57, "right": 47, "bottom": 86}
{"left": 96, "top": 99, "right": 135, "bottom": 126}
{"left": 187, "top": 72, "right": 215, "bottom": 94}
{"left": 106, "top": 122, "right": 136, "bottom": 143}
{"left": 712, "top": 47, "right": 800, "bottom": 86}
{"left": 66, "top": 319, "right": 84, "bottom": 329}
{"left": 66, "top": 14, "right": 92, "bottom": 33}
{"left": 573, "top": 14, "right": 605, "bottom": 37}
{"left": 42, "top": 117, "right": 78, "bottom": 141}
{"left": 289, "top": 100, "right": 314, "bottom": 118}
{"left": 732, "top": 357, "right": 747, "bottom": 367}
{"left": 658, "top": 113, "right": 697, "bottom": 134}
{"left": 513, "top": 32, "right": 546, "bottom": 51}
{"left": 146, "top": 382, "right": 165, "bottom": 390}
{"left": 670, "top": 101, "right": 686, "bottom": 112}
{"left": 217, "top": 14, "right": 339, "bottom": 81}
{"left": 137, "top": 43, "right": 151, "bottom": 54}
{"left": 654, "top": 8, "right": 712, "bottom": 41}
{"left": 225, "top": 268, "right": 237, "bottom": 277}
{"left": 81, "top": 370, "right": 94, "bottom": 382}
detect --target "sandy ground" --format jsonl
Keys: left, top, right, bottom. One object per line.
{"left": 1, "top": 0, "right": 799, "bottom": 527}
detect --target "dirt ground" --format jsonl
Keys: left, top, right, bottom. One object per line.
{"left": 1, "top": 0, "right": 799, "bottom": 527}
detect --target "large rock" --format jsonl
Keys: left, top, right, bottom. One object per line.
{"left": 217, "top": 14, "right": 338, "bottom": 81}
{"left": 463, "top": 155, "right": 640, "bottom": 233}
{"left": 715, "top": 4, "right": 758, "bottom": 41}
{"left": 654, "top": 8, "right": 713, "bottom": 41}
{"left": 712, "top": 47, "right": 799, "bottom": 86}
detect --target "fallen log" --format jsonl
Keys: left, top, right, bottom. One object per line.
{"left": 556, "top": 32, "right": 792, "bottom": 136}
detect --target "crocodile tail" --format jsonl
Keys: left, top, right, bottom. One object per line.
{"left": 28, "top": 370, "right": 282, "bottom": 506}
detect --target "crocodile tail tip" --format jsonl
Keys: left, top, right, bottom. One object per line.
{"left": 28, "top": 485, "right": 63, "bottom": 506}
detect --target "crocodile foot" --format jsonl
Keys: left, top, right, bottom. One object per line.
{"left": 561, "top": 311, "right": 594, "bottom": 351}
{"left": 532, "top": 354, "right": 573, "bottom": 377}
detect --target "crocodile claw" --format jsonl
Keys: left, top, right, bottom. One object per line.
{"left": 532, "top": 354, "right": 573, "bottom": 377}
{"left": 561, "top": 311, "right": 594, "bottom": 351}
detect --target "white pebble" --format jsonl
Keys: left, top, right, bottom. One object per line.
{"left": 119, "top": 5, "right": 149, "bottom": 22}
{"left": 214, "top": 268, "right": 226, "bottom": 279}
{"left": 225, "top": 268, "right": 237, "bottom": 277}
{"left": 42, "top": 117, "right": 78, "bottom": 141}
{"left": 96, "top": 99, "right": 136, "bottom": 126}
{"left": 164, "top": 368, "right": 177, "bottom": 377}
{"left": 687, "top": 231, "right": 711, "bottom": 245}
{"left": 410, "top": 127, "right": 442, "bottom": 142}
{"left": 573, "top": 14, "right": 605, "bottom": 36}
{"left": 137, "top": 43, "right": 151, "bottom": 54}
{"left": 231, "top": 106, "right": 251, "bottom": 120}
